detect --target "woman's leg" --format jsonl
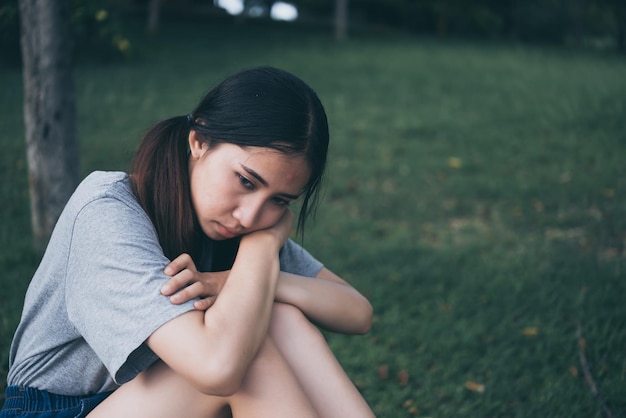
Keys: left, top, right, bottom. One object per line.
{"left": 87, "top": 360, "right": 230, "bottom": 418}
{"left": 88, "top": 336, "right": 318, "bottom": 418}
{"left": 269, "top": 303, "right": 376, "bottom": 418}
{"left": 227, "top": 336, "right": 318, "bottom": 418}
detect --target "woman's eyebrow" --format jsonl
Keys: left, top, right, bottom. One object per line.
{"left": 241, "top": 164, "right": 268, "bottom": 186}
{"left": 240, "top": 164, "right": 300, "bottom": 199}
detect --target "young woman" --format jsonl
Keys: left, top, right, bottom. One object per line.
{"left": 1, "top": 67, "right": 375, "bottom": 417}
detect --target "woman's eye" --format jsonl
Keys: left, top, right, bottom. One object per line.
{"left": 272, "top": 197, "right": 290, "bottom": 207}
{"left": 238, "top": 174, "right": 255, "bottom": 190}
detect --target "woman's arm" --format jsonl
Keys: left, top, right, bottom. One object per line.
{"left": 146, "top": 212, "right": 294, "bottom": 396}
{"left": 164, "top": 265, "right": 373, "bottom": 336}
{"left": 275, "top": 268, "right": 373, "bottom": 335}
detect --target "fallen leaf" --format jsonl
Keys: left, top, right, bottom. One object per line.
{"left": 522, "top": 327, "right": 538, "bottom": 336}
{"left": 439, "top": 302, "right": 454, "bottom": 312}
{"left": 599, "top": 247, "right": 619, "bottom": 260}
{"left": 603, "top": 188, "right": 615, "bottom": 198}
{"left": 403, "top": 399, "right": 414, "bottom": 407}
{"left": 398, "top": 370, "right": 409, "bottom": 386}
{"left": 568, "top": 366, "right": 578, "bottom": 377}
{"left": 447, "top": 157, "right": 462, "bottom": 169}
{"left": 378, "top": 364, "right": 389, "bottom": 380}
{"left": 559, "top": 172, "right": 572, "bottom": 183}
{"left": 408, "top": 406, "right": 419, "bottom": 415}
{"left": 465, "top": 381, "right": 485, "bottom": 393}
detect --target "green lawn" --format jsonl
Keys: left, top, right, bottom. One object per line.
{"left": 1, "top": 18, "right": 625, "bottom": 417}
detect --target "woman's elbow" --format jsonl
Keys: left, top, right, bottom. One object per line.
{"left": 355, "top": 298, "right": 374, "bottom": 335}
{"left": 192, "top": 359, "right": 246, "bottom": 397}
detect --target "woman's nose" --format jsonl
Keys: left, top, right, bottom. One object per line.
{"left": 233, "top": 197, "right": 263, "bottom": 229}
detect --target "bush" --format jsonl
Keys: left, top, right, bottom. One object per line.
{"left": 0, "top": 0, "right": 131, "bottom": 67}
{"left": 71, "top": 0, "right": 132, "bottom": 63}
{"left": 299, "top": 0, "right": 621, "bottom": 47}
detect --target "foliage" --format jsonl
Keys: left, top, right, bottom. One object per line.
{"left": 0, "top": 0, "right": 130, "bottom": 67}
{"left": 1, "top": 19, "right": 625, "bottom": 416}
{"left": 1, "top": 0, "right": 623, "bottom": 67}
{"left": 296, "top": 0, "right": 622, "bottom": 49}
{"left": 349, "top": 0, "right": 618, "bottom": 43}
{"left": 70, "top": 0, "right": 132, "bottom": 62}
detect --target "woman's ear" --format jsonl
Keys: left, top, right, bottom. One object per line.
{"left": 188, "top": 130, "right": 208, "bottom": 159}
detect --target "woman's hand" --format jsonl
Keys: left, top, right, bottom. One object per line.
{"left": 161, "top": 253, "right": 229, "bottom": 311}
{"left": 161, "top": 211, "right": 293, "bottom": 310}
{"left": 244, "top": 209, "right": 295, "bottom": 249}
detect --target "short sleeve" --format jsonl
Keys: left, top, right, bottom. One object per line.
{"left": 65, "top": 197, "right": 196, "bottom": 384}
{"left": 279, "top": 239, "right": 323, "bottom": 277}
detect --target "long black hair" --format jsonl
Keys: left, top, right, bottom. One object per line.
{"left": 130, "top": 67, "right": 329, "bottom": 263}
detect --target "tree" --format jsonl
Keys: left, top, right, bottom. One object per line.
{"left": 147, "top": 0, "right": 162, "bottom": 33}
{"left": 611, "top": 0, "right": 626, "bottom": 52}
{"left": 19, "top": 0, "right": 79, "bottom": 252}
{"left": 335, "top": 0, "right": 348, "bottom": 40}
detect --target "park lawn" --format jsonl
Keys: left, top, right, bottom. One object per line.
{"left": 1, "top": 17, "right": 625, "bottom": 417}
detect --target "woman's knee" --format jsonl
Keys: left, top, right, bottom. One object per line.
{"left": 271, "top": 302, "right": 310, "bottom": 328}
{"left": 88, "top": 361, "right": 230, "bottom": 418}
{"left": 270, "top": 303, "right": 323, "bottom": 341}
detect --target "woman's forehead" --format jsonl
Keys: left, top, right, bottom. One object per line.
{"left": 234, "top": 146, "right": 311, "bottom": 190}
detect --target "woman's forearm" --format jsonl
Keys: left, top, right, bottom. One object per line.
{"left": 147, "top": 233, "right": 283, "bottom": 395}
{"left": 199, "top": 234, "right": 281, "bottom": 388}
{"left": 274, "top": 269, "right": 373, "bottom": 335}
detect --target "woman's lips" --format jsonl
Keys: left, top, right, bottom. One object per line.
{"left": 215, "top": 222, "right": 241, "bottom": 239}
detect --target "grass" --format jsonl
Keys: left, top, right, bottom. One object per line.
{"left": 1, "top": 17, "right": 625, "bottom": 417}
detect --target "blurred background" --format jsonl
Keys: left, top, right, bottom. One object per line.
{"left": 1, "top": 1, "right": 625, "bottom": 416}
{"left": 2, "top": 0, "right": 626, "bottom": 65}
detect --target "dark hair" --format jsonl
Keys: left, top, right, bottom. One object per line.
{"left": 130, "top": 67, "right": 329, "bottom": 261}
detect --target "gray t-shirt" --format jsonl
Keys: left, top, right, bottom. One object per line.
{"left": 7, "top": 171, "right": 322, "bottom": 396}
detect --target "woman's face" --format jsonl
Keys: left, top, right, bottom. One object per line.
{"left": 188, "top": 131, "right": 311, "bottom": 240}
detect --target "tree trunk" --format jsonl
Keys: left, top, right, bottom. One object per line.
{"left": 19, "top": 0, "right": 79, "bottom": 253}
{"left": 335, "top": 0, "right": 348, "bottom": 41}
{"left": 148, "top": 0, "right": 162, "bottom": 33}
{"left": 569, "top": 0, "right": 587, "bottom": 48}
{"left": 616, "top": 0, "right": 626, "bottom": 53}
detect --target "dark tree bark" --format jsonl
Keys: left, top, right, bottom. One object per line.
{"left": 147, "top": 0, "right": 162, "bottom": 34}
{"left": 615, "top": 0, "right": 626, "bottom": 53}
{"left": 335, "top": 0, "right": 348, "bottom": 41}
{"left": 569, "top": 0, "right": 587, "bottom": 48}
{"left": 18, "top": 0, "right": 79, "bottom": 252}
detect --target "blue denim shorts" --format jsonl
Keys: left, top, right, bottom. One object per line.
{"left": 0, "top": 386, "right": 112, "bottom": 417}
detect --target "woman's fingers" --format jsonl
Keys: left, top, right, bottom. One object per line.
{"left": 164, "top": 253, "right": 196, "bottom": 276}
{"left": 169, "top": 281, "right": 213, "bottom": 305}
{"left": 161, "top": 254, "right": 228, "bottom": 307}
{"left": 161, "top": 268, "right": 195, "bottom": 296}
{"left": 193, "top": 296, "right": 217, "bottom": 311}
{"left": 162, "top": 253, "right": 198, "bottom": 296}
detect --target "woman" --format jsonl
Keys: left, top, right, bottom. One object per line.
{"left": 1, "top": 67, "right": 375, "bottom": 417}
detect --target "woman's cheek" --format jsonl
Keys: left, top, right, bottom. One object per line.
{"left": 259, "top": 207, "right": 287, "bottom": 230}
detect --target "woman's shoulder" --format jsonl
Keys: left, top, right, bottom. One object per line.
{"left": 72, "top": 171, "right": 135, "bottom": 207}
{"left": 79, "top": 170, "right": 129, "bottom": 194}
{"left": 62, "top": 171, "right": 146, "bottom": 225}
